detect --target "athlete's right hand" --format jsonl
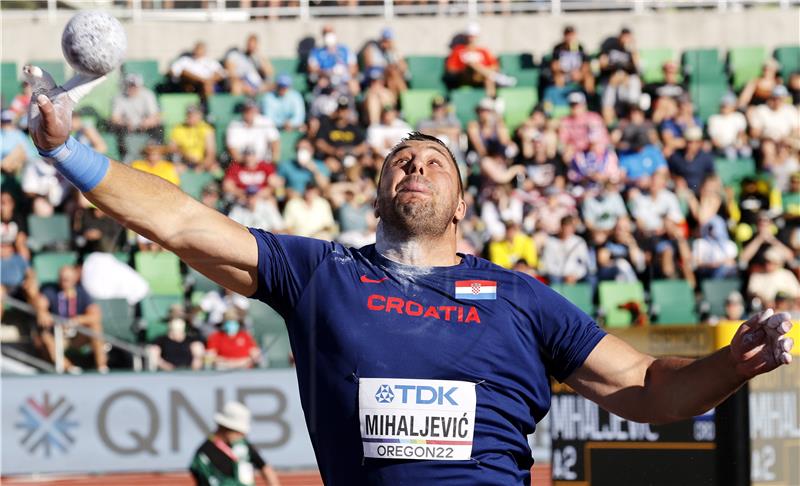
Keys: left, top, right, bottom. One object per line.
{"left": 23, "top": 65, "right": 106, "bottom": 151}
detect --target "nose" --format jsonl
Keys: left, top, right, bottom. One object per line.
{"left": 403, "top": 157, "right": 425, "bottom": 176}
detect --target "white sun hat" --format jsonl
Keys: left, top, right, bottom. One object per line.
{"left": 214, "top": 401, "right": 251, "bottom": 434}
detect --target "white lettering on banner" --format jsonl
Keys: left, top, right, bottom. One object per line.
{"left": 749, "top": 391, "right": 800, "bottom": 439}
{"left": 550, "top": 394, "right": 660, "bottom": 442}
{"left": 1, "top": 370, "right": 316, "bottom": 475}
{"left": 359, "top": 378, "right": 476, "bottom": 461}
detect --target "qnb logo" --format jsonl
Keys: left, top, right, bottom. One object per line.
{"left": 377, "top": 384, "right": 459, "bottom": 406}
{"left": 375, "top": 384, "right": 395, "bottom": 403}
{"left": 16, "top": 393, "right": 79, "bottom": 457}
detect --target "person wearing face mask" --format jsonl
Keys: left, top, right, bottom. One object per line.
{"left": 307, "top": 25, "right": 359, "bottom": 94}
{"left": 149, "top": 304, "right": 205, "bottom": 371}
{"left": 278, "top": 138, "right": 331, "bottom": 194}
{"left": 205, "top": 308, "right": 261, "bottom": 370}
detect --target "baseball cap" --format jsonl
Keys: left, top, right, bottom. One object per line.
{"left": 0, "top": 110, "right": 14, "bottom": 123}
{"left": 567, "top": 91, "right": 587, "bottom": 105}
{"left": 276, "top": 73, "right": 292, "bottom": 88}
{"left": 720, "top": 92, "right": 737, "bottom": 106}
{"left": 684, "top": 126, "right": 703, "bottom": 142}
{"left": 772, "top": 85, "right": 789, "bottom": 98}
{"left": 124, "top": 73, "right": 143, "bottom": 86}
{"left": 466, "top": 22, "right": 481, "bottom": 36}
{"left": 336, "top": 95, "right": 350, "bottom": 109}
{"left": 380, "top": 27, "right": 394, "bottom": 40}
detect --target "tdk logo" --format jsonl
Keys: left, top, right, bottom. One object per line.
{"left": 376, "top": 384, "right": 458, "bottom": 405}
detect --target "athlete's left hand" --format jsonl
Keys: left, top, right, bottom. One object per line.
{"left": 730, "top": 309, "right": 793, "bottom": 380}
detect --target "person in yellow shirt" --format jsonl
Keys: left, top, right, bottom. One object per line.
{"left": 131, "top": 142, "right": 180, "bottom": 186}
{"left": 488, "top": 222, "right": 538, "bottom": 269}
{"left": 168, "top": 105, "right": 218, "bottom": 172}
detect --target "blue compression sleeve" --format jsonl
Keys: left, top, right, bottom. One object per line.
{"left": 38, "top": 137, "right": 110, "bottom": 193}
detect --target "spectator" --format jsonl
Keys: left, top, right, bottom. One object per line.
{"left": 660, "top": 95, "right": 701, "bottom": 157}
{"left": 224, "top": 33, "right": 273, "bottom": 96}
{"left": 416, "top": 96, "right": 464, "bottom": 163}
{"left": 481, "top": 185, "right": 524, "bottom": 241}
{"left": 644, "top": 61, "right": 685, "bottom": 109}
{"left": 362, "top": 27, "right": 408, "bottom": 96}
{"left": 567, "top": 131, "right": 621, "bottom": 190}
{"left": 225, "top": 100, "right": 280, "bottom": 163}
{"left": 789, "top": 71, "right": 800, "bottom": 105}
{"left": 708, "top": 92, "right": 751, "bottom": 160}
{"left": 261, "top": 74, "right": 306, "bottom": 131}
{"left": 283, "top": 184, "right": 337, "bottom": 239}
{"left": 0, "top": 191, "right": 30, "bottom": 261}
{"left": 228, "top": 187, "right": 286, "bottom": 233}
{"left": 205, "top": 308, "right": 261, "bottom": 370}
{"left": 363, "top": 67, "right": 397, "bottom": 126}
{"left": 81, "top": 251, "right": 149, "bottom": 305}
{"left": 444, "top": 22, "right": 514, "bottom": 97}
{"left": 223, "top": 147, "right": 281, "bottom": 202}
{"left": 739, "top": 59, "right": 783, "bottom": 109}
{"left": 582, "top": 180, "right": 629, "bottom": 233}
{"left": 21, "top": 155, "right": 71, "bottom": 217}
{"left": 613, "top": 103, "right": 659, "bottom": 157}
{"left": 169, "top": 41, "right": 226, "bottom": 105}
{"left": 488, "top": 222, "right": 538, "bottom": 270}
{"left": 131, "top": 142, "right": 180, "bottom": 186}
{"left": 314, "top": 97, "right": 368, "bottom": 166}
{"left": 72, "top": 193, "right": 125, "bottom": 254}
{"left": 279, "top": 138, "right": 331, "bottom": 194}
{"left": 558, "top": 92, "right": 609, "bottom": 163}
{"left": 540, "top": 215, "right": 591, "bottom": 284}
{"left": 739, "top": 212, "right": 793, "bottom": 269}
{"left": 168, "top": 105, "right": 218, "bottom": 172}
{"left": 684, "top": 175, "right": 736, "bottom": 231}
{"left": 749, "top": 85, "right": 799, "bottom": 143}
{"left": 516, "top": 106, "right": 559, "bottom": 161}
{"left": 692, "top": 216, "right": 738, "bottom": 282}
{"left": 189, "top": 401, "right": 281, "bottom": 486}
{"left": 307, "top": 25, "right": 359, "bottom": 94}
{"left": 598, "top": 27, "right": 639, "bottom": 85}
{"left": 467, "top": 97, "right": 513, "bottom": 160}
{"left": 721, "top": 291, "right": 746, "bottom": 322}
{"left": 110, "top": 73, "right": 162, "bottom": 157}
{"left": 517, "top": 131, "right": 566, "bottom": 193}
{"left": 764, "top": 141, "right": 799, "bottom": 193}
{"left": 35, "top": 265, "right": 107, "bottom": 373}
{"left": 334, "top": 187, "right": 377, "bottom": 249}
{"left": 667, "top": 126, "right": 715, "bottom": 195}
{"left": 148, "top": 304, "right": 204, "bottom": 371}
{"left": 747, "top": 247, "right": 800, "bottom": 308}
{"left": 2, "top": 109, "right": 38, "bottom": 176}
{"left": 782, "top": 172, "right": 800, "bottom": 226}
{"left": 737, "top": 179, "right": 773, "bottom": 231}
{"left": 601, "top": 69, "right": 642, "bottom": 126}
{"left": 367, "top": 105, "right": 412, "bottom": 157}
{"left": 542, "top": 70, "right": 580, "bottom": 117}
{"left": 0, "top": 232, "right": 40, "bottom": 324}
{"left": 592, "top": 217, "right": 645, "bottom": 282}
{"left": 550, "top": 25, "right": 594, "bottom": 94}
{"left": 8, "top": 81, "right": 32, "bottom": 128}
{"left": 198, "top": 288, "right": 250, "bottom": 336}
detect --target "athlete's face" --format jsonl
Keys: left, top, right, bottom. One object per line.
{"left": 376, "top": 140, "right": 466, "bottom": 237}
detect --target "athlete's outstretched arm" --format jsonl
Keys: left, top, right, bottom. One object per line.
{"left": 565, "top": 310, "right": 794, "bottom": 424}
{"left": 27, "top": 70, "right": 258, "bottom": 296}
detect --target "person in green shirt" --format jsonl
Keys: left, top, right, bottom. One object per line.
{"left": 190, "top": 401, "right": 281, "bottom": 486}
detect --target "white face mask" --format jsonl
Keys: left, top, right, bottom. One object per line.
{"left": 168, "top": 318, "right": 186, "bottom": 335}
{"left": 323, "top": 33, "right": 337, "bottom": 47}
{"left": 297, "top": 148, "right": 312, "bottom": 164}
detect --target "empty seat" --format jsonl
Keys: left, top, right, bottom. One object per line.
{"left": 701, "top": 278, "right": 743, "bottom": 318}
{"left": 497, "top": 87, "right": 538, "bottom": 132}
{"left": 682, "top": 48, "right": 725, "bottom": 82}
{"left": 728, "top": 46, "right": 766, "bottom": 91}
{"left": 33, "top": 251, "right": 78, "bottom": 285}
{"left": 550, "top": 282, "right": 594, "bottom": 316}
{"left": 451, "top": 87, "right": 486, "bottom": 127}
{"left": 99, "top": 131, "right": 121, "bottom": 160}
{"left": 271, "top": 57, "right": 300, "bottom": 74}
{"left": 714, "top": 157, "right": 756, "bottom": 187}
{"left": 400, "top": 89, "right": 443, "bottom": 128}
{"left": 689, "top": 82, "right": 730, "bottom": 122}
{"left": 264, "top": 329, "right": 292, "bottom": 368}
{"left": 650, "top": 279, "right": 698, "bottom": 325}
{"left": 27, "top": 214, "right": 71, "bottom": 251}
{"left": 134, "top": 251, "right": 183, "bottom": 296}
{"left": 122, "top": 59, "right": 162, "bottom": 90}
{"left": 1, "top": 61, "right": 19, "bottom": 103}
{"left": 96, "top": 298, "right": 136, "bottom": 342}
{"left": 407, "top": 56, "right": 447, "bottom": 91}
{"left": 279, "top": 130, "right": 304, "bottom": 163}
{"left": 598, "top": 281, "right": 646, "bottom": 328}
{"left": 76, "top": 68, "right": 121, "bottom": 121}
{"left": 774, "top": 45, "right": 800, "bottom": 78}
{"left": 639, "top": 47, "right": 675, "bottom": 84}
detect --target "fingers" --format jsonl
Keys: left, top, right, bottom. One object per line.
{"left": 764, "top": 311, "right": 792, "bottom": 334}
{"left": 62, "top": 73, "right": 107, "bottom": 104}
{"left": 775, "top": 337, "right": 794, "bottom": 365}
{"left": 36, "top": 94, "right": 57, "bottom": 128}
{"left": 735, "top": 308, "right": 773, "bottom": 338}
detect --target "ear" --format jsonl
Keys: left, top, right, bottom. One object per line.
{"left": 373, "top": 196, "right": 380, "bottom": 219}
{"left": 452, "top": 197, "right": 467, "bottom": 225}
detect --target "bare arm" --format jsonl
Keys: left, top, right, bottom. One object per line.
{"left": 566, "top": 310, "right": 793, "bottom": 424}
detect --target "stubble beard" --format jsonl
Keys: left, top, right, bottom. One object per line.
{"left": 378, "top": 192, "right": 457, "bottom": 239}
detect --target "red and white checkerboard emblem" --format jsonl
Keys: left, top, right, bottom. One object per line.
{"left": 455, "top": 280, "right": 497, "bottom": 300}
{"left": 471, "top": 283, "right": 481, "bottom": 294}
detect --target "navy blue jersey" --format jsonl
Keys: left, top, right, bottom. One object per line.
{"left": 249, "top": 229, "right": 605, "bottom": 485}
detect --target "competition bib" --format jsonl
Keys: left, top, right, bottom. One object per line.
{"left": 359, "top": 378, "right": 477, "bottom": 461}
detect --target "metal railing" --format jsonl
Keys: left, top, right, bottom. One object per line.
{"left": 0, "top": 0, "right": 796, "bottom": 23}
{"left": 3, "top": 296, "right": 151, "bottom": 374}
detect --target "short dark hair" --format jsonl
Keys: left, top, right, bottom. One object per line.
{"left": 380, "top": 132, "right": 463, "bottom": 195}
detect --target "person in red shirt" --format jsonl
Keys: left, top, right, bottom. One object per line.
{"left": 205, "top": 308, "right": 261, "bottom": 370}
{"left": 222, "top": 147, "right": 281, "bottom": 202}
{"left": 444, "top": 22, "right": 514, "bottom": 97}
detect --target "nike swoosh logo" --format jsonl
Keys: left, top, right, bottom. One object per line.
{"left": 360, "top": 275, "right": 388, "bottom": 284}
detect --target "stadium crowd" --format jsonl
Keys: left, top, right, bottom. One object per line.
{"left": 1, "top": 22, "right": 799, "bottom": 372}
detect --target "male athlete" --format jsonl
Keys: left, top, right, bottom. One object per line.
{"left": 27, "top": 67, "right": 793, "bottom": 485}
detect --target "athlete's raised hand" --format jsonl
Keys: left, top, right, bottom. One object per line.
{"left": 730, "top": 309, "right": 793, "bottom": 380}
{"left": 24, "top": 65, "right": 105, "bottom": 151}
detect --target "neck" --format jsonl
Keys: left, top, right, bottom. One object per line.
{"left": 375, "top": 221, "right": 459, "bottom": 267}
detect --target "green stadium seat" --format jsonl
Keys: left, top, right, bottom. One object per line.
{"left": 550, "top": 283, "right": 594, "bottom": 316}
{"left": 30, "top": 60, "right": 66, "bottom": 85}
{"left": 208, "top": 94, "right": 246, "bottom": 156}
{"left": 248, "top": 302, "right": 285, "bottom": 340}
{"left": 701, "top": 278, "right": 742, "bottom": 318}
{"left": 729, "top": 46, "right": 766, "bottom": 91}
{"left": 689, "top": 81, "right": 729, "bottom": 122}
{"left": 27, "top": 214, "right": 71, "bottom": 251}
{"left": 400, "top": 89, "right": 443, "bottom": 128}
{"left": 122, "top": 59, "right": 162, "bottom": 90}
{"left": 76, "top": 68, "right": 121, "bottom": 121}
{"left": 497, "top": 87, "right": 538, "bottom": 132}
{"left": 113, "top": 252, "right": 130, "bottom": 264}
{"left": 714, "top": 157, "right": 756, "bottom": 187}
{"left": 650, "top": 279, "right": 698, "bottom": 325}
{"left": 134, "top": 251, "right": 183, "bottom": 296}
{"left": 279, "top": 130, "right": 304, "bottom": 163}
{"left": 407, "top": 56, "right": 447, "bottom": 91}
{"left": 639, "top": 47, "right": 675, "bottom": 84}
{"left": 451, "top": 87, "right": 486, "bottom": 127}
{"left": 159, "top": 93, "right": 202, "bottom": 135}
{"left": 180, "top": 170, "right": 215, "bottom": 200}
{"left": 1, "top": 61, "right": 19, "bottom": 104}
{"left": 598, "top": 281, "right": 646, "bottom": 328}
{"left": 682, "top": 48, "right": 725, "bottom": 83}
{"left": 140, "top": 294, "right": 182, "bottom": 341}
{"left": 264, "top": 329, "right": 292, "bottom": 368}
{"left": 499, "top": 52, "right": 536, "bottom": 73}
{"left": 96, "top": 298, "right": 136, "bottom": 342}
{"left": 99, "top": 131, "right": 121, "bottom": 160}
{"left": 774, "top": 46, "right": 800, "bottom": 78}
{"left": 514, "top": 69, "right": 540, "bottom": 88}
{"left": 186, "top": 267, "right": 220, "bottom": 293}
{"left": 271, "top": 57, "right": 300, "bottom": 74}
{"left": 33, "top": 251, "right": 78, "bottom": 285}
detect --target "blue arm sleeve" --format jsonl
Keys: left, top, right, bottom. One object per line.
{"left": 248, "top": 228, "right": 338, "bottom": 316}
